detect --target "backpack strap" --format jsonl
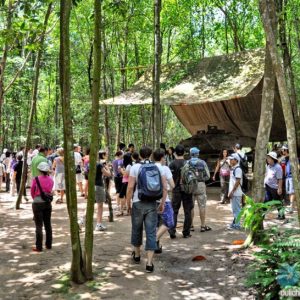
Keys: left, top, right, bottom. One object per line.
{"left": 35, "top": 176, "right": 44, "bottom": 195}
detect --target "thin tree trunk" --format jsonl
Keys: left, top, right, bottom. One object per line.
{"left": 84, "top": 0, "right": 101, "bottom": 279}
{"left": 277, "top": 0, "right": 300, "bottom": 145}
{"left": 0, "top": 0, "right": 13, "bottom": 133}
{"left": 153, "top": 0, "right": 162, "bottom": 149}
{"left": 15, "top": 3, "right": 52, "bottom": 210}
{"left": 260, "top": 0, "right": 300, "bottom": 225}
{"left": 251, "top": 49, "right": 275, "bottom": 203}
{"left": 60, "top": 0, "right": 85, "bottom": 283}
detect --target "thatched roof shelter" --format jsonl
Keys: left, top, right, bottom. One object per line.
{"left": 104, "top": 49, "right": 286, "bottom": 140}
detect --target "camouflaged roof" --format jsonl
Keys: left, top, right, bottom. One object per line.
{"left": 103, "top": 48, "right": 265, "bottom": 105}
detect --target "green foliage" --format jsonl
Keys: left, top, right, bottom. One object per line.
{"left": 237, "top": 196, "right": 282, "bottom": 233}
{"left": 246, "top": 228, "right": 300, "bottom": 299}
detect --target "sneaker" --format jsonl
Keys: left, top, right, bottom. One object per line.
{"left": 190, "top": 226, "right": 195, "bottom": 232}
{"left": 183, "top": 234, "right": 192, "bottom": 238}
{"left": 154, "top": 241, "right": 162, "bottom": 254}
{"left": 169, "top": 233, "right": 176, "bottom": 239}
{"left": 95, "top": 223, "right": 106, "bottom": 231}
{"left": 131, "top": 251, "right": 141, "bottom": 264}
{"left": 277, "top": 215, "right": 286, "bottom": 220}
{"left": 32, "top": 247, "right": 42, "bottom": 252}
{"left": 146, "top": 264, "right": 154, "bottom": 273}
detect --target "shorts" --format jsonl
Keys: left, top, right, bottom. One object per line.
{"left": 286, "top": 177, "right": 295, "bottom": 195}
{"left": 119, "top": 182, "right": 128, "bottom": 198}
{"left": 95, "top": 186, "right": 106, "bottom": 203}
{"left": 160, "top": 202, "right": 174, "bottom": 228}
{"left": 76, "top": 173, "right": 83, "bottom": 183}
{"left": 193, "top": 182, "right": 207, "bottom": 209}
{"left": 114, "top": 176, "right": 123, "bottom": 194}
{"left": 84, "top": 172, "right": 88, "bottom": 181}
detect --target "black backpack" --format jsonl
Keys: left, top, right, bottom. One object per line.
{"left": 237, "top": 153, "right": 248, "bottom": 174}
{"left": 233, "top": 166, "right": 248, "bottom": 193}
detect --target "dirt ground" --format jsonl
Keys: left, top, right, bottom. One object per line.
{"left": 0, "top": 186, "right": 295, "bottom": 300}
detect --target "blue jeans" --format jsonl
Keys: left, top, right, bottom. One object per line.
{"left": 231, "top": 196, "right": 242, "bottom": 226}
{"left": 131, "top": 201, "right": 157, "bottom": 251}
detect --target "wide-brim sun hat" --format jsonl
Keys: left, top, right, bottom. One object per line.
{"left": 37, "top": 162, "right": 50, "bottom": 172}
{"left": 267, "top": 151, "right": 278, "bottom": 161}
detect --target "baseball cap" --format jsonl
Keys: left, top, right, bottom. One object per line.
{"left": 228, "top": 153, "right": 240, "bottom": 162}
{"left": 190, "top": 147, "right": 200, "bottom": 156}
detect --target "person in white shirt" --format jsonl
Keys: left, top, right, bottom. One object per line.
{"left": 126, "top": 146, "right": 167, "bottom": 273}
{"left": 74, "top": 144, "right": 84, "bottom": 196}
{"left": 228, "top": 153, "right": 243, "bottom": 230}
{"left": 153, "top": 148, "right": 175, "bottom": 254}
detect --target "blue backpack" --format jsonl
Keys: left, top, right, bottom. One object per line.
{"left": 137, "top": 161, "right": 163, "bottom": 201}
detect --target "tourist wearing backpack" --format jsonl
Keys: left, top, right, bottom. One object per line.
{"left": 168, "top": 144, "right": 194, "bottom": 239}
{"left": 153, "top": 148, "right": 175, "bottom": 254}
{"left": 126, "top": 146, "right": 167, "bottom": 273}
{"left": 187, "top": 147, "right": 211, "bottom": 232}
{"left": 233, "top": 143, "right": 248, "bottom": 173}
{"left": 227, "top": 153, "right": 243, "bottom": 230}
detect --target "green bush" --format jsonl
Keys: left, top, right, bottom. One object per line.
{"left": 246, "top": 227, "right": 300, "bottom": 299}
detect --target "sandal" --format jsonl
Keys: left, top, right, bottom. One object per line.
{"left": 200, "top": 226, "right": 212, "bottom": 232}
{"left": 56, "top": 199, "right": 63, "bottom": 204}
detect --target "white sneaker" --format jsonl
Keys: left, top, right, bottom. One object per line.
{"left": 95, "top": 223, "right": 106, "bottom": 231}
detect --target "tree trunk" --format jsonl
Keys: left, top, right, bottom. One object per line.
{"left": 60, "top": 0, "right": 85, "bottom": 283}
{"left": 277, "top": 0, "right": 300, "bottom": 146}
{"left": 260, "top": 0, "right": 300, "bottom": 225}
{"left": 153, "top": 0, "right": 162, "bottom": 149}
{"left": 15, "top": 3, "right": 53, "bottom": 210}
{"left": 84, "top": 0, "right": 102, "bottom": 280}
{"left": 251, "top": 48, "right": 275, "bottom": 204}
{"left": 0, "top": 0, "right": 13, "bottom": 133}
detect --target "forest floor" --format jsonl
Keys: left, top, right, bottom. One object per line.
{"left": 0, "top": 186, "right": 296, "bottom": 300}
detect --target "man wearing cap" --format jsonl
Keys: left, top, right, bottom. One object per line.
{"left": 264, "top": 151, "right": 284, "bottom": 219}
{"left": 228, "top": 153, "right": 243, "bottom": 229}
{"left": 281, "top": 145, "right": 296, "bottom": 214}
{"left": 189, "top": 147, "right": 211, "bottom": 232}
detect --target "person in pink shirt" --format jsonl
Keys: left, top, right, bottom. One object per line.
{"left": 117, "top": 152, "right": 132, "bottom": 216}
{"left": 31, "top": 162, "right": 54, "bottom": 252}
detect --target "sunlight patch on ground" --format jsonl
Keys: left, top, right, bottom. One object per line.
{"left": 146, "top": 275, "right": 161, "bottom": 281}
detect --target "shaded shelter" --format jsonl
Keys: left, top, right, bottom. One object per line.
{"left": 103, "top": 49, "right": 286, "bottom": 142}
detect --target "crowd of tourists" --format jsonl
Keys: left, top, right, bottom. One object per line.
{"left": 0, "top": 141, "right": 297, "bottom": 272}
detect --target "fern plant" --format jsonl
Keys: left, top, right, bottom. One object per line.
{"left": 246, "top": 228, "right": 300, "bottom": 299}
{"left": 237, "top": 196, "right": 282, "bottom": 246}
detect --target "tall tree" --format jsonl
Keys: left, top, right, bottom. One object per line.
{"left": 153, "top": 0, "right": 162, "bottom": 149}
{"left": 84, "top": 0, "right": 102, "bottom": 280}
{"left": 0, "top": 0, "right": 12, "bottom": 133}
{"left": 15, "top": 2, "right": 53, "bottom": 210}
{"left": 260, "top": 0, "right": 300, "bottom": 224}
{"left": 60, "top": 0, "right": 85, "bottom": 283}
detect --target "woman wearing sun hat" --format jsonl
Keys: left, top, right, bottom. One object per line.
{"left": 264, "top": 151, "right": 285, "bottom": 220}
{"left": 31, "top": 162, "right": 54, "bottom": 252}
